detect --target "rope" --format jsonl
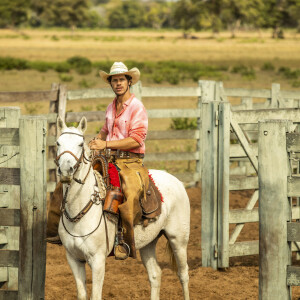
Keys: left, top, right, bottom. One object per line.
{"left": 94, "top": 169, "right": 107, "bottom": 199}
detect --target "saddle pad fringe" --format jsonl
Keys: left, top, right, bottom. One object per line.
{"left": 148, "top": 172, "right": 163, "bottom": 202}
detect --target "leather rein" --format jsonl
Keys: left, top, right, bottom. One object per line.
{"left": 55, "top": 132, "right": 110, "bottom": 251}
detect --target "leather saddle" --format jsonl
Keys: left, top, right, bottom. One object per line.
{"left": 91, "top": 153, "right": 162, "bottom": 223}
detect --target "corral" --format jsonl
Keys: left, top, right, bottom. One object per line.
{"left": 1, "top": 80, "right": 300, "bottom": 299}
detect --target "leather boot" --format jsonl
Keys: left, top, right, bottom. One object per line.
{"left": 118, "top": 201, "right": 136, "bottom": 259}
{"left": 46, "top": 182, "right": 63, "bottom": 245}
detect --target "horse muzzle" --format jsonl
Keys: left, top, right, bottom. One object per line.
{"left": 60, "top": 175, "right": 73, "bottom": 184}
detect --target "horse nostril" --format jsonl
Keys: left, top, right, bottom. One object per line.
{"left": 69, "top": 166, "right": 74, "bottom": 173}
{"left": 58, "top": 167, "right": 62, "bottom": 175}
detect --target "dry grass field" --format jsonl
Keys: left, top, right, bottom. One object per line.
{"left": 0, "top": 28, "right": 299, "bottom": 66}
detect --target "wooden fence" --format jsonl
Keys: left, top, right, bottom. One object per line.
{"left": 1, "top": 80, "right": 300, "bottom": 193}
{"left": 0, "top": 107, "right": 47, "bottom": 299}
{"left": 200, "top": 81, "right": 300, "bottom": 270}
{"left": 258, "top": 119, "right": 300, "bottom": 299}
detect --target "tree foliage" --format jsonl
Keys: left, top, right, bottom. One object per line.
{"left": 31, "top": 0, "right": 93, "bottom": 27}
{"left": 0, "top": 0, "right": 299, "bottom": 34}
{"left": 0, "top": 0, "right": 29, "bottom": 27}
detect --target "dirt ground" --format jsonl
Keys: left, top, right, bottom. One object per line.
{"left": 45, "top": 187, "right": 300, "bottom": 299}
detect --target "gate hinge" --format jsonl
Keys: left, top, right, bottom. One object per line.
{"left": 215, "top": 110, "right": 219, "bottom": 126}
{"left": 214, "top": 244, "right": 218, "bottom": 258}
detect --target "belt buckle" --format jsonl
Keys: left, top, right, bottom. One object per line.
{"left": 105, "top": 148, "right": 111, "bottom": 158}
{"left": 118, "top": 150, "right": 124, "bottom": 158}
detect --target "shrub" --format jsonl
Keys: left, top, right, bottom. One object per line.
{"left": 54, "top": 62, "right": 71, "bottom": 73}
{"left": 170, "top": 118, "right": 197, "bottom": 130}
{"left": 261, "top": 62, "right": 275, "bottom": 71}
{"left": 278, "top": 67, "right": 300, "bottom": 80}
{"left": 292, "top": 81, "right": 300, "bottom": 88}
{"left": 166, "top": 72, "right": 180, "bottom": 85}
{"left": 78, "top": 79, "right": 94, "bottom": 88}
{"left": 0, "top": 57, "right": 29, "bottom": 70}
{"left": 59, "top": 73, "right": 73, "bottom": 82}
{"left": 231, "top": 64, "right": 248, "bottom": 74}
{"left": 66, "top": 122, "right": 78, "bottom": 127}
{"left": 241, "top": 67, "right": 256, "bottom": 80}
{"left": 80, "top": 105, "right": 92, "bottom": 111}
{"left": 67, "top": 56, "right": 92, "bottom": 75}
{"left": 152, "top": 72, "right": 164, "bottom": 84}
{"left": 29, "top": 61, "right": 52, "bottom": 72}
{"left": 96, "top": 104, "right": 107, "bottom": 111}
{"left": 51, "top": 35, "right": 60, "bottom": 41}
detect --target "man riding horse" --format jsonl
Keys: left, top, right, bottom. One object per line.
{"left": 46, "top": 62, "right": 149, "bottom": 260}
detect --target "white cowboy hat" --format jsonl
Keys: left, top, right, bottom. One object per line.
{"left": 99, "top": 62, "right": 140, "bottom": 85}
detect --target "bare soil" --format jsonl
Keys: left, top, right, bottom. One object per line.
{"left": 45, "top": 187, "right": 300, "bottom": 299}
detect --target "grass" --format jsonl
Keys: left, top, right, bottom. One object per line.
{"left": 0, "top": 28, "right": 299, "bottom": 67}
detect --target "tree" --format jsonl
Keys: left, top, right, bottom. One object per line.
{"left": 31, "top": 0, "right": 93, "bottom": 28}
{"left": 261, "top": 0, "right": 297, "bottom": 38}
{"left": 286, "top": 0, "right": 300, "bottom": 32}
{"left": 107, "top": 0, "right": 146, "bottom": 28}
{"left": 144, "top": 2, "right": 174, "bottom": 29}
{"left": 0, "top": 0, "right": 29, "bottom": 28}
{"left": 221, "top": 0, "right": 265, "bottom": 37}
{"left": 174, "top": 0, "right": 224, "bottom": 35}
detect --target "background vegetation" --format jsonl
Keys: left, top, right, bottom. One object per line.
{"left": 0, "top": 0, "right": 300, "bottom": 38}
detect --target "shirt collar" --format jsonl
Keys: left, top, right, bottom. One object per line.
{"left": 112, "top": 94, "right": 135, "bottom": 116}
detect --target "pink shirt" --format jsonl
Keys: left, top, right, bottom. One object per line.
{"left": 101, "top": 94, "right": 148, "bottom": 154}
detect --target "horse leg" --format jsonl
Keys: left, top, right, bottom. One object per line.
{"left": 140, "top": 238, "right": 162, "bottom": 300}
{"left": 66, "top": 251, "right": 87, "bottom": 300}
{"left": 89, "top": 254, "right": 106, "bottom": 300}
{"left": 165, "top": 233, "right": 190, "bottom": 300}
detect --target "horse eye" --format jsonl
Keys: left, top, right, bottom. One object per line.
{"left": 79, "top": 143, "right": 84, "bottom": 147}
{"left": 56, "top": 141, "right": 60, "bottom": 146}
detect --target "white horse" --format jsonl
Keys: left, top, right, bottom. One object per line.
{"left": 55, "top": 116, "right": 190, "bottom": 300}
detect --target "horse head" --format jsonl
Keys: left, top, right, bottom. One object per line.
{"left": 55, "top": 116, "right": 88, "bottom": 184}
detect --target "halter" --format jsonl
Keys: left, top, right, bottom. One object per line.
{"left": 54, "top": 132, "right": 91, "bottom": 185}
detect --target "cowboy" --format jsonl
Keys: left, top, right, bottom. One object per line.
{"left": 46, "top": 62, "right": 149, "bottom": 260}
{"left": 89, "top": 62, "right": 149, "bottom": 259}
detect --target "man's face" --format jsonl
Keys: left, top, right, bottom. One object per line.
{"left": 110, "top": 74, "right": 130, "bottom": 96}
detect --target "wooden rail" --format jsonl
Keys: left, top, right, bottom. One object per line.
{"left": 0, "top": 107, "right": 47, "bottom": 299}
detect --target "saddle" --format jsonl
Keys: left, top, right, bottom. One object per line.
{"left": 91, "top": 153, "right": 162, "bottom": 223}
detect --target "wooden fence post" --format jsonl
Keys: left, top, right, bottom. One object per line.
{"left": 271, "top": 83, "right": 280, "bottom": 108}
{"left": 18, "top": 116, "right": 47, "bottom": 300}
{"left": 217, "top": 102, "right": 230, "bottom": 268}
{"left": 58, "top": 84, "right": 67, "bottom": 122}
{"left": 258, "top": 119, "right": 292, "bottom": 300}
{"left": 48, "top": 83, "right": 59, "bottom": 186}
{"left": 0, "top": 107, "right": 21, "bottom": 292}
{"left": 131, "top": 81, "right": 142, "bottom": 101}
{"left": 200, "top": 80, "right": 219, "bottom": 269}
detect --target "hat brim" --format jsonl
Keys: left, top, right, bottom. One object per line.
{"left": 99, "top": 67, "right": 140, "bottom": 85}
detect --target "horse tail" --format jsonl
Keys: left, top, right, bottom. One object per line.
{"left": 165, "top": 239, "right": 177, "bottom": 273}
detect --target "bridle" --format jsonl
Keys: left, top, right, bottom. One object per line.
{"left": 54, "top": 132, "right": 91, "bottom": 185}
{"left": 55, "top": 131, "right": 110, "bottom": 251}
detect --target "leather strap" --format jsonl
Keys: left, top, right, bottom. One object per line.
{"left": 99, "top": 149, "right": 144, "bottom": 159}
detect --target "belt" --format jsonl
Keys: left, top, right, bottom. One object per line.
{"left": 99, "top": 149, "right": 144, "bottom": 159}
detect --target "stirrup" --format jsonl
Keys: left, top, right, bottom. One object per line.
{"left": 114, "top": 243, "right": 130, "bottom": 260}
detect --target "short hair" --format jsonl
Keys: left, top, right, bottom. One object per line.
{"left": 108, "top": 74, "right": 132, "bottom": 83}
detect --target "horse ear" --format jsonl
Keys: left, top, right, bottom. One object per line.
{"left": 57, "top": 116, "right": 66, "bottom": 132}
{"left": 77, "top": 117, "right": 87, "bottom": 133}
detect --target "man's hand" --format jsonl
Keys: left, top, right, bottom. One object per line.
{"left": 89, "top": 138, "right": 106, "bottom": 150}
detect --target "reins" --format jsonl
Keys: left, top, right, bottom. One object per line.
{"left": 56, "top": 131, "right": 110, "bottom": 254}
